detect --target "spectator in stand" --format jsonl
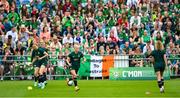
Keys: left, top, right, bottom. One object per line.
{"left": 3, "top": 45, "right": 14, "bottom": 80}
{"left": 40, "top": 26, "right": 51, "bottom": 41}
{"left": 168, "top": 49, "right": 179, "bottom": 75}
{"left": 120, "top": 41, "right": 132, "bottom": 55}
{"left": 5, "top": 25, "right": 18, "bottom": 43}
{"left": 18, "top": 25, "right": 29, "bottom": 47}
{"left": 63, "top": 33, "right": 73, "bottom": 45}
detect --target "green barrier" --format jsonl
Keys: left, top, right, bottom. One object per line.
{"left": 109, "top": 67, "right": 170, "bottom": 80}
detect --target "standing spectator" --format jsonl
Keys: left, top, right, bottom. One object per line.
{"left": 5, "top": 25, "right": 18, "bottom": 43}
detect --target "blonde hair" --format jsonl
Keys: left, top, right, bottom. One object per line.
{"left": 155, "top": 40, "right": 164, "bottom": 50}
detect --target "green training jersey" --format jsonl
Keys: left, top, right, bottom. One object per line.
{"left": 68, "top": 51, "right": 84, "bottom": 69}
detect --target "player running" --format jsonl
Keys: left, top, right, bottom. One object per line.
{"left": 66, "top": 43, "right": 86, "bottom": 91}
{"left": 150, "top": 40, "right": 168, "bottom": 93}
{"left": 32, "top": 41, "right": 48, "bottom": 89}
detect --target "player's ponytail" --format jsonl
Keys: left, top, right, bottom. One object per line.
{"left": 155, "top": 40, "right": 164, "bottom": 51}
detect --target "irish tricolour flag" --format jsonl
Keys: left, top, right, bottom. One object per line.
{"left": 79, "top": 55, "right": 114, "bottom": 77}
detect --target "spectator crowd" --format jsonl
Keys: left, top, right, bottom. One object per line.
{"left": 0, "top": 0, "right": 179, "bottom": 80}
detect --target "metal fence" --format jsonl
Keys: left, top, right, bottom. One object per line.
{"left": 0, "top": 54, "right": 180, "bottom": 80}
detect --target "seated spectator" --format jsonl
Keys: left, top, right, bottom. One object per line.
{"left": 50, "top": 35, "right": 62, "bottom": 54}
{"left": 95, "top": 24, "right": 106, "bottom": 37}
{"left": 18, "top": 25, "right": 29, "bottom": 47}
{"left": 62, "top": 10, "right": 74, "bottom": 29}
{"left": 97, "top": 36, "right": 106, "bottom": 52}
{"left": 5, "top": 35, "right": 16, "bottom": 49}
{"left": 14, "top": 42, "right": 26, "bottom": 80}
{"left": 130, "top": 26, "right": 140, "bottom": 44}
{"left": 74, "top": 33, "right": 83, "bottom": 44}
{"left": 131, "top": 45, "right": 143, "bottom": 67}
{"left": 141, "top": 30, "right": 151, "bottom": 44}
{"left": 130, "top": 12, "right": 141, "bottom": 28}
{"left": 166, "top": 41, "right": 175, "bottom": 57}
{"left": 3, "top": 45, "right": 14, "bottom": 80}
{"left": 3, "top": 17, "right": 12, "bottom": 32}
{"left": 168, "top": 49, "right": 179, "bottom": 75}
{"left": 98, "top": 46, "right": 106, "bottom": 55}
{"left": 153, "top": 31, "right": 164, "bottom": 44}
{"left": 7, "top": 9, "right": 19, "bottom": 24}
{"left": 62, "top": 33, "right": 73, "bottom": 45}
{"left": 63, "top": 26, "right": 73, "bottom": 36}
{"left": 120, "top": 41, "right": 132, "bottom": 54}
{"left": 5, "top": 25, "right": 18, "bottom": 43}
{"left": 143, "top": 41, "right": 154, "bottom": 54}
{"left": 40, "top": 26, "right": 51, "bottom": 41}
{"left": 62, "top": 0, "right": 74, "bottom": 14}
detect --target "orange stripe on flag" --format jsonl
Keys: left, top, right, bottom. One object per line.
{"left": 102, "top": 55, "right": 114, "bottom": 77}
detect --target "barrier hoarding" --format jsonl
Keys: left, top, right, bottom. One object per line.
{"left": 109, "top": 67, "right": 170, "bottom": 80}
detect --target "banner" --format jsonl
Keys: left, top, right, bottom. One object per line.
{"left": 79, "top": 55, "right": 114, "bottom": 77}
{"left": 109, "top": 67, "right": 170, "bottom": 80}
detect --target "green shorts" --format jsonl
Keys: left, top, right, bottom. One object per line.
{"left": 39, "top": 60, "right": 48, "bottom": 67}
{"left": 33, "top": 61, "right": 40, "bottom": 68}
{"left": 70, "top": 66, "right": 79, "bottom": 74}
{"left": 33, "top": 60, "right": 48, "bottom": 68}
{"left": 154, "top": 64, "right": 165, "bottom": 73}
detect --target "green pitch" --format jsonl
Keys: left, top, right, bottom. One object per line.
{"left": 0, "top": 79, "right": 180, "bottom": 98}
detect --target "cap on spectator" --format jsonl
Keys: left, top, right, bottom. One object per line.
{"left": 20, "top": 25, "right": 26, "bottom": 28}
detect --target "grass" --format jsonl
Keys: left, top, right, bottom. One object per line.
{"left": 0, "top": 79, "right": 180, "bottom": 98}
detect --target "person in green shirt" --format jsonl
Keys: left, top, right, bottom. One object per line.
{"left": 7, "top": 9, "right": 20, "bottom": 24}
{"left": 66, "top": 43, "right": 86, "bottom": 92}
{"left": 141, "top": 30, "right": 151, "bottom": 44}
{"left": 62, "top": 11, "right": 74, "bottom": 29}
{"left": 150, "top": 41, "right": 168, "bottom": 93}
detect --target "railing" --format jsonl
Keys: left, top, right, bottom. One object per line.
{"left": 0, "top": 54, "right": 179, "bottom": 80}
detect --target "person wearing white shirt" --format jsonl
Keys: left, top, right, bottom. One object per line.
{"left": 130, "top": 13, "right": 141, "bottom": 28}
{"left": 5, "top": 26, "right": 18, "bottom": 42}
{"left": 63, "top": 33, "right": 73, "bottom": 44}
{"left": 143, "top": 41, "right": 154, "bottom": 54}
